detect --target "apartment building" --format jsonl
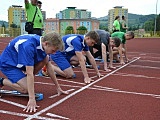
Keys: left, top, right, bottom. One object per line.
{"left": 108, "top": 6, "right": 128, "bottom": 32}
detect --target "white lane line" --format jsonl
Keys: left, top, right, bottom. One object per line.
{"left": 139, "top": 59, "right": 160, "bottom": 63}
{"left": 113, "top": 72, "right": 160, "bottom": 80}
{"left": 49, "top": 89, "right": 75, "bottom": 99}
{"left": 93, "top": 85, "right": 119, "bottom": 90}
{"left": 24, "top": 57, "right": 140, "bottom": 120}
{"left": 57, "top": 78, "right": 86, "bottom": 85}
{"left": 90, "top": 75, "right": 98, "bottom": 79}
{"left": 0, "top": 98, "right": 26, "bottom": 108}
{"left": 46, "top": 113, "right": 69, "bottom": 119}
{"left": 129, "top": 65, "right": 160, "bottom": 69}
{"left": 91, "top": 85, "right": 160, "bottom": 99}
{"left": 128, "top": 51, "right": 160, "bottom": 56}
{"left": 0, "top": 110, "right": 55, "bottom": 120}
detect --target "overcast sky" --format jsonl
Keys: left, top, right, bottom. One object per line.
{"left": 0, "top": 0, "right": 159, "bottom": 21}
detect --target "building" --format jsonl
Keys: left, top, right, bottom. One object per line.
{"left": 44, "top": 18, "right": 59, "bottom": 34}
{"left": 56, "top": 7, "right": 91, "bottom": 19}
{"left": 59, "top": 19, "right": 99, "bottom": 35}
{"left": 8, "top": 5, "right": 26, "bottom": 28}
{"left": 55, "top": 7, "right": 98, "bottom": 35}
{"left": 108, "top": 6, "right": 128, "bottom": 32}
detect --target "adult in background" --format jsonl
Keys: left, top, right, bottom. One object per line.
{"left": 37, "top": 0, "right": 42, "bottom": 10}
{"left": 120, "top": 16, "right": 128, "bottom": 33}
{"left": 25, "top": 0, "right": 43, "bottom": 36}
{"left": 113, "top": 16, "right": 120, "bottom": 33}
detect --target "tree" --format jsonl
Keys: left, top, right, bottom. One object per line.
{"left": 77, "top": 26, "right": 87, "bottom": 35}
{"left": 65, "top": 26, "right": 74, "bottom": 35}
{"left": 144, "top": 20, "right": 154, "bottom": 31}
{"left": 156, "top": 14, "right": 160, "bottom": 31}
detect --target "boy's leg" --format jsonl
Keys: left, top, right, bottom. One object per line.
{"left": 51, "top": 52, "right": 75, "bottom": 78}
{"left": 1, "top": 67, "right": 28, "bottom": 93}
{"left": 34, "top": 56, "right": 49, "bottom": 75}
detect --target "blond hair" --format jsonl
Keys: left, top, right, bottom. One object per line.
{"left": 42, "top": 32, "right": 64, "bottom": 51}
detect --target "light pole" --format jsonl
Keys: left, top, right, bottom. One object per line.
{"left": 154, "top": 0, "right": 158, "bottom": 36}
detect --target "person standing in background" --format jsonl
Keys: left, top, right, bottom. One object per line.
{"left": 25, "top": 0, "right": 43, "bottom": 36}
{"left": 37, "top": 0, "right": 42, "bottom": 10}
{"left": 113, "top": 16, "right": 120, "bottom": 33}
{"left": 120, "top": 16, "right": 128, "bottom": 33}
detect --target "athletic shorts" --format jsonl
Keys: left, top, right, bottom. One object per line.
{"left": 51, "top": 51, "right": 72, "bottom": 71}
{"left": 1, "top": 67, "right": 26, "bottom": 83}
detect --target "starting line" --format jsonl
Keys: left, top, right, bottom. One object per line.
{"left": 24, "top": 57, "right": 140, "bottom": 120}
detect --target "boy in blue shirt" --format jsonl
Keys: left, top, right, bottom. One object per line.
{"left": 0, "top": 32, "right": 68, "bottom": 113}
{"left": 51, "top": 31, "right": 103, "bottom": 84}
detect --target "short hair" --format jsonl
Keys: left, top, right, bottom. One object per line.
{"left": 42, "top": 32, "right": 64, "bottom": 51}
{"left": 115, "top": 16, "right": 120, "bottom": 20}
{"left": 112, "top": 37, "right": 121, "bottom": 47}
{"left": 37, "top": 1, "right": 42, "bottom": 4}
{"left": 126, "top": 31, "right": 135, "bottom": 39}
{"left": 122, "top": 15, "right": 125, "bottom": 19}
{"left": 85, "top": 31, "right": 100, "bottom": 43}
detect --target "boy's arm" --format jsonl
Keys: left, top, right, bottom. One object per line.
{"left": 108, "top": 45, "right": 116, "bottom": 69}
{"left": 101, "top": 43, "right": 110, "bottom": 71}
{"left": 75, "top": 51, "right": 89, "bottom": 78}
{"left": 46, "top": 60, "right": 68, "bottom": 95}
{"left": 118, "top": 44, "right": 125, "bottom": 65}
{"left": 24, "top": 66, "right": 37, "bottom": 112}
{"left": 122, "top": 44, "right": 129, "bottom": 62}
{"left": 85, "top": 51, "right": 103, "bottom": 77}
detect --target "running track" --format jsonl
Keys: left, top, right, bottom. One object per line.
{"left": 0, "top": 37, "right": 160, "bottom": 120}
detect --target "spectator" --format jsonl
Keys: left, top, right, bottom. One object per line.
{"left": 113, "top": 16, "right": 120, "bottom": 33}
{"left": 120, "top": 16, "right": 128, "bottom": 33}
{"left": 25, "top": 0, "right": 43, "bottom": 36}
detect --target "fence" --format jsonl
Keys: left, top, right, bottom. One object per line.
{"left": 0, "top": 27, "right": 160, "bottom": 38}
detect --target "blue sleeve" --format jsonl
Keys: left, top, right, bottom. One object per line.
{"left": 71, "top": 38, "right": 83, "bottom": 52}
{"left": 18, "top": 43, "right": 35, "bottom": 66}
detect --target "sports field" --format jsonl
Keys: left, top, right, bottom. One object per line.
{"left": 0, "top": 37, "right": 160, "bottom": 120}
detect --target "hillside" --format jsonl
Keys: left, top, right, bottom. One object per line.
{"left": 98, "top": 13, "right": 155, "bottom": 28}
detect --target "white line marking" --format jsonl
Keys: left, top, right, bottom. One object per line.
{"left": 24, "top": 57, "right": 140, "bottom": 120}
{"left": 0, "top": 110, "right": 55, "bottom": 120}
{"left": 90, "top": 76, "right": 98, "bottom": 79}
{"left": 113, "top": 72, "right": 160, "bottom": 80}
{"left": 94, "top": 85, "right": 119, "bottom": 90}
{"left": 49, "top": 89, "right": 75, "bottom": 99}
{"left": 46, "top": 113, "right": 69, "bottom": 119}
{"left": 129, "top": 65, "right": 160, "bottom": 69}
{"left": 57, "top": 78, "right": 86, "bottom": 85}
{"left": 139, "top": 59, "right": 160, "bottom": 63}
{"left": 0, "top": 98, "right": 26, "bottom": 108}
{"left": 91, "top": 85, "right": 160, "bottom": 99}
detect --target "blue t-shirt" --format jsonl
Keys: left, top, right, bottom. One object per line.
{"left": 62, "top": 34, "right": 89, "bottom": 56}
{"left": 0, "top": 34, "right": 47, "bottom": 69}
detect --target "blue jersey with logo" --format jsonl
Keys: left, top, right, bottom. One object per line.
{"left": 0, "top": 34, "right": 47, "bottom": 69}
{"left": 62, "top": 34, "right": 89, "bottom": 56}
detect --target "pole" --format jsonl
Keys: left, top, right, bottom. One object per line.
{"left": 154, "top": 0, "right": 158, "bottom": 36}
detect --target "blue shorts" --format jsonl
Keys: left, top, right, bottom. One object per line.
{"left": 51, "top": 51, "right": 72, "bottom": 71}
{"left": 1, "top": 67, "right": 26, "bottom": 83}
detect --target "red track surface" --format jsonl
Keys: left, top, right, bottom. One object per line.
{"left": 0, "top": 37, "right": 160, "bottom": 120}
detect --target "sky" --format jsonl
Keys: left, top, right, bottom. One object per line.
{"left": 0, "top": 0, "right": 159, "bottom": 21}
